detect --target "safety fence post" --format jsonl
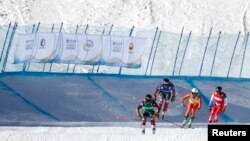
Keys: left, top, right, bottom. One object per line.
{"left": 178, "top": 31, "right": 192, "bottom": 75}
{"left": 0, "top": 23, "right": 12, "bottom": 62}
{"left": 149, "top": 31, "right": 162, "bottom": 75}
{"left": 172, "top": 27, "right": 184, "bottom": 76}
{"left": 227, "top": 31, "right": 241, "bottom": 78}
{"left": 49, "top": 22, "right": 63, "bottom": 72}
{"left": 26, "top": 22, "right": 41, "bottom": 71}
{"left": 96, "top": 24, "right": 113, "bottom": 73}
{"left": 199, "top": 27, "right": 213, "bottom": 76}
{"left": 66, "top": 25, "right": 79, "bottom": 73}
{"left": 210, "top": 31, "right": 221, "bottom": 76}
{"left": 72, "top": 24, "right": 89, "bottom": 73}
{"left": 239, "top": 32, "right": 249, "bottom": 78}
{"left": 144, "top": 27, "right": 158, "bottom": 75}
{"left": 2, "top": 23, "right": 18, "bottom": 72}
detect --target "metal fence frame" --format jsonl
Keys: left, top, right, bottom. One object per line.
{"left": 0, "top": 23, "right": 249, "bottom": 78}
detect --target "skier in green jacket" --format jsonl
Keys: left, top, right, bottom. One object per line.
{"left": 136, "top": 94, "right": 160, "bottom": 134}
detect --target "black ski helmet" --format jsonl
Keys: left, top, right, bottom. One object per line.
{"left": 145, "top": 94, "right": 152, "bottom": 99}
{"left": 216, "top": 86, "right": 222, "bottom": 92}
{"left": 145, "top": 94, "right": 152, "bottom": 102}
{"left": 163, "top": 78, "right": 169, "bottom": 83}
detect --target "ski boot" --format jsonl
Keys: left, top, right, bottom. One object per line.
{"left": 152, "top": 128, "right": 156, "bottom": 134}
{"left": 142, "top": 125, "right": 145, "bottom": 134}
{"left": 182, "top": 116, "right": 189, "bottom": 128}
{"left": 182, "top": 120, "right": 187, "bottom": 128}
{"left": 161, "top": 111, "right": 166, "bottom": 119}
{"left": 152, "top": 125, "right": 156, "bottom": 134}
{"left": 187, "top": 117, "right": 194, "bottom": 128}
{"left": 142, "top": 129, "right": 145, "bottom": 134}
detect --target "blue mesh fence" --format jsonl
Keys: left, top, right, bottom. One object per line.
{"left": 0, "top": 23, "right": 249, "bottom": 78}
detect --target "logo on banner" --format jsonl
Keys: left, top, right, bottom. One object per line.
{"left": 25, "top": 39, "right": 34, "bottom": 50}
{"left": 40, "top": 39, "right": 46, "bottom": 46}
{"left": 83, "top": 40, "right": 94, "bottom": 51}
{"left": 128, "top": 42, "right": 134, "bottom": 53}
{"left": 112, "top": 41, "right": 122, "bottom": 52}
{"left": 66, "top": 39, "right": 77, "bottom": 50}
{"left": 39, "top": 38, "right": 46, "bottom": 49}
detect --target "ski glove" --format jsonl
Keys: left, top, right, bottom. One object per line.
{"left": 171, "top": 95, "right": 176, "bottom": 102}
{"left": 153, "top": 113, "right": 159, "bottom": 119}
{"left": 208, "top": 106, "right": 212, "bottom": 112}
{"left": 136, "top": 114, "right": 142, "bottom": 119}
{"left": 221, "top": 106, "right": 226, "bottom": 113}
{"left": 181, "top": 103, "right": 185, "bottom": 107}
{"left": 221, "top": 109, "right": 225, "bottom": 114}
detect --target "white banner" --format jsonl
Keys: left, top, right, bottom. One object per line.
{"left": 121, "top": 37, "right": 146, "bottom": 68}
{"left": 101, "top": 36, "right": 145, "bottom": 68}
{"left": 30, "top": 33, "right": 57, "bottom": 62}
{"left": 77, "top": 35, "right": 102, "bottom": 64}
{"left": 14, "top": 33, "right": 146, "bottom": 68}
{"left": 100, "top": 36, "right": 111, "bottom": 63}
{"left": 57, "top": 33, "right": 78, "bottom": 63}
{"left": 50, "top": 33, "right": 61, "bottom": 61}
{"left": 101, "top": 36, "right": 124, "bottom": 66}
{"left": 14, "top": 34, "right": 36, "bottom": 63}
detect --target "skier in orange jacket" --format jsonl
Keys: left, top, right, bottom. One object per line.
{"left": 180, "top": 88, "right": 202, "bottom": 128}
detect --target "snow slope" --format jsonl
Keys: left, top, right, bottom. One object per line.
{"left": 0, "top": 73, "right": 250, "bottom": 141}
{"left": 0, "top": 0, "right": 250, "bottom": 141}
{"left": 0, "top": 0, "right": 250, "bottom": 34}
{"left": 1, "top": 73, "right": 249, "bottom": 123}
{"left": 0, "top": 126, "right": 207, "bottom": 141}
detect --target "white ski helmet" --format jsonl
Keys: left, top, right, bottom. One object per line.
{"left": 191, "top": 88, "right": 198, "bottom": 93}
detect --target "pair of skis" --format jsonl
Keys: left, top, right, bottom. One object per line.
{"left": 162, "top": 117, "right": 195, "bottom": 129}
{"left": 141, "top": 117, "right": 194, "bottom": 134}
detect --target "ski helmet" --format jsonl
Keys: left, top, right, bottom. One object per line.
{"left": 191, "top": 88, "right": 198, "bottom": 94}
{"left": 216, "top": 86, "right": 222, "bottom": 92}
{"left": 145, "top": 94, "right": 152, "bottom": 102}
{"left": 163, "top": 78, "right": 169, "bottom": 84}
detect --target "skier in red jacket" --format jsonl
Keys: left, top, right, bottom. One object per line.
{"left": 208, "top": 86, "right": 227, "bottom": 123}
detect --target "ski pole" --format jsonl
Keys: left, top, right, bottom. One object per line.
{"left": 162, "top": 118, "right": 183, "bottom": 128}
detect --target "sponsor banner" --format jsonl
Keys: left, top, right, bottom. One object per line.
{"left": 101, "top": 36, "right": 145, "bottom": 68}
{"left": 77, "top": 35, "right": 102, "bottom": 64}
{"left": 102, "top": 36, "right": 124, "bottom": 66}
{"left": 30, "top": 33, "right": 56, "bottom": 62}
{"left": 121, "top": 37, "right": 146, "bottom": 68}
{"left": 51, "top": 33, "right": 61, "bottom": 60}
{"left": 100, "top": 36, "right": 111, "bottom": 63}
{"left": 14, "top": 33, "right": 146, "bottom": 68}
{"left": 57, "top": 33, "right": 78, "bottom": 63}
{"left": 14, "top": 34, "right": 36, "bottom": 63}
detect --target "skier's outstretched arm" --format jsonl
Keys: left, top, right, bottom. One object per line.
{"left": 222, "top": 93, "right": 227, "bottom": 112}
{"left": 136, "top": 103, "right": 143, "bottom": 119}
{"left": 153, "top": 86, "right": 159, "bottom": 99}
{"left": 180, "top": 93, "right": 189, "bottom": 106}
{"left": 171, "top": 86, "right": 176, "bottom": 102}
{"left": 198, "top": 96, "right": 202, "bottom": 110}
{"left": 208, "top": 93, "right": 214, "bottom": 111}
{"left": 208, "top": 94, "right": 214, "bottom": 107}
